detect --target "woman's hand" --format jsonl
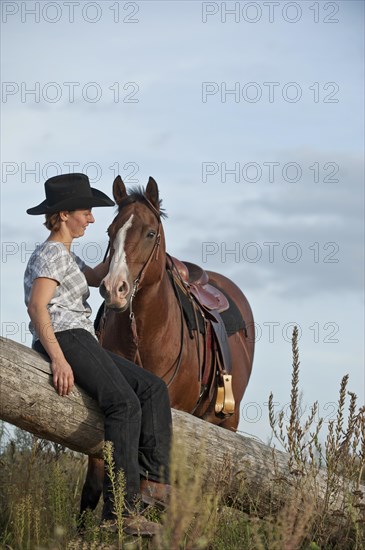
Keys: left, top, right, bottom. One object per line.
{"left": 51, "top": 356, "right": 74, "bottom": 396}
{"left": 83, "top": 258, "right": 110, "bottom": 287}
{"left": 28, "top": 277, "right": 75, "bottom": 396}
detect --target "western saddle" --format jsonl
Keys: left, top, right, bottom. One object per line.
{"left": 166, "top": 255, "right": 235, "bottom": 417}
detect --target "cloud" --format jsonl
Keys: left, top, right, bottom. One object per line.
{"left": 1, "top": 0, "right": 363, "bottom": 442}
{"left": 169, "top": 151, "right": 363, "bottom": 298}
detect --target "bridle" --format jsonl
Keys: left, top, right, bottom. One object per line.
{"left": 127, "top": 201, "right": 161, "bottom": 348}
{"left": 100, "top": 197, "right": 163, "bottom": 363}
{"left": 103, "top": 196, "right": 162, "bottom": 295}
{"left": 99, "top": 195, "right": 199, "bottom": 398}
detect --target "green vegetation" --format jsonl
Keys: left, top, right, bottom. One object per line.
{"left": 0, "top": 328, "right": 364, "bottom": 549}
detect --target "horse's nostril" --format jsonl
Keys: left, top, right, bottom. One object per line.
{"left": 118, "top": 281, "right": 129, "bottom": 295}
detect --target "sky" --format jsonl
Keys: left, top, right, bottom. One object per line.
{"left": 0, "top": 0, "right": 364, "bottom": 445}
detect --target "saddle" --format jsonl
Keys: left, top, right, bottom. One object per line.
{"left": 166, "top": 255, "right": 234, "bottom": 417}
{"left": 167, "top": 257, "right": 229, "bottom": 313}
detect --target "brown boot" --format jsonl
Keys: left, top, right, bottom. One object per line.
{"left": 100, "top": 515, "right": 162, "bottom": 537}
{"left": 140, "top": 479, "right": 171, "bottom": 509}
{"left": 124, "top": 515, "right": 162, "bottom": 537}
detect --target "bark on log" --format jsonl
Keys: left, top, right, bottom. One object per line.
{"left": 1, "top": 336, "right": 364, "bottom": 514}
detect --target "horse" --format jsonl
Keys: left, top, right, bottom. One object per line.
{"left": 79, "top": 175, "right": 255, "bottom": 515}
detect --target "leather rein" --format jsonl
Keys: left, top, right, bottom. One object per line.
{"left": 99, "top": 198, "right": 186, "bottom": 388}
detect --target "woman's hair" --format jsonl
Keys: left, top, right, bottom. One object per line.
{"left": 43, "top": 212, "right": 62, "bottom": 231}
{"left": 44, "top": 210, "right": 76, "bottom": 231}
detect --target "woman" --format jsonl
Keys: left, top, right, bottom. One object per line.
{"left": 24, "top": 173, "right": 172, "bottom": 537}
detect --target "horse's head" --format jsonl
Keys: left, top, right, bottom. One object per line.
{"left": 100, "top": 175, "right": 166, "bottom": 312}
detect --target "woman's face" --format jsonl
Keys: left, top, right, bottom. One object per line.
{"left": 62, "top": 209, "right": 95, "bottom": 238}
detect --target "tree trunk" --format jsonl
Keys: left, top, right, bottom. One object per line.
{"left": 1, "top": 336, "right": 363, "bottom": 514}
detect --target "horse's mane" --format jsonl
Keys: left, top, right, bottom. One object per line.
{"left": 118, "top": 186, "right": 168, "bottom": 218}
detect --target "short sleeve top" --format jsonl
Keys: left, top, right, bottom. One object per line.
{"left": 24, "top": 241, "right": 97, "bottom": 343}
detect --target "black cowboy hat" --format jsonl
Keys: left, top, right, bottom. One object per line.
{"left": 26, "top": 173, "right": 115, "bottom": 215}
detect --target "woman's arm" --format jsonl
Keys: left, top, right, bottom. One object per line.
{"left": 27, "top": 277, "right": 74, "bottom": 396}
{"left": 83, "top": 259, "right": 110, "bottom": 287}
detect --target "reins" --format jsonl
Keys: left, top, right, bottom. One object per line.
{"left": 98, "top": 196, "right": 205, "bottom": 406}
{"left": 100, "top": 197, "right": 173, "bottom": 372}
{"left": 124, "top": 202, "right": 190, "bottom": 388}
{"left": 102, "top": 241, "right": 110, "bottom": 263}
{"left": 128, "top": 217, "right": 161, "bottom": 367}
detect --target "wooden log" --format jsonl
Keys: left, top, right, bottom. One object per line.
{"left": 0, "top": 336, "right": 104, "bottom": 455}
{"left": 1, "top": 336, "right": 364, "bottom": 514}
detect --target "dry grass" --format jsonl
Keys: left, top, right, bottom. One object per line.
{"left": 0, "top": 327, "right": 364, "bottom": 549}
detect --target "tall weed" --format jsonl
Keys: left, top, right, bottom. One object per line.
{"left": 0, "top": 327, "right": 364, "bottom": 549}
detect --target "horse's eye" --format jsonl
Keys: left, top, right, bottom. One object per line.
{"left": 147, "top": 230, "right": 156, "bottom": 239}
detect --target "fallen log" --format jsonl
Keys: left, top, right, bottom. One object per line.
{"left": 1, "top": 336, "right": 364, "bottom": 515}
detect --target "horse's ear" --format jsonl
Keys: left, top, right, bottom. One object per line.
{"left": 113, "top": 175, "right": 127, "bottom": 205}
{"left": 145, "top": 176, "right": 159, "bottom": 210}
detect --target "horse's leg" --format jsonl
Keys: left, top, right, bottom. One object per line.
{"left": 79, "top": 457, "right": 104, "bottom": 524}
{"left": 219, "top": 411, "right": 240, "bottom": 431}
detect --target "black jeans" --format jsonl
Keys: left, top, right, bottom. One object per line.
{"left": 33, "top": 328, "right": 172, "bottom": 519}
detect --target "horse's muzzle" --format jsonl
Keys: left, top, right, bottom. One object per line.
{"left": 99, "top": 281, "right": 130, "bottom": 312}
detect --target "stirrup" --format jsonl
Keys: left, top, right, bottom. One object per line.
{"left": 215, "top": 373, "right": 235, "bottom": 416}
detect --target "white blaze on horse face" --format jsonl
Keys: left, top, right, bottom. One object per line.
{"left": 104, "top": 214, "right": 134, "bottom": 305}
{"left": 110, "top": 214, "right": 134, "bottom": 281}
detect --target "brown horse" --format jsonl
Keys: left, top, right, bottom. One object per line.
{"left": 80, "top": 176, "right": 255, "bottom": 515}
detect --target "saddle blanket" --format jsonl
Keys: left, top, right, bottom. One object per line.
{"left": 168, "top": 271, "right": 246, "bottom": 337}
